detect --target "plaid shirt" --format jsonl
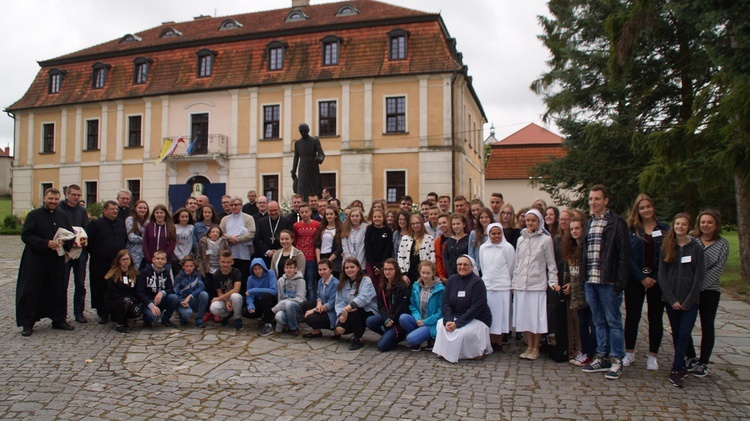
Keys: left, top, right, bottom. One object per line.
{"left": 586, "top": 210, "right": 610, "bottom": 284}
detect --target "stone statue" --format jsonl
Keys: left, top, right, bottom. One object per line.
{"left": 291, "top": 123, "right": 325, "bottom": 200}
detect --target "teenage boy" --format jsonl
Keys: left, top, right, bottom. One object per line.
{"left": 293, "top": 203, "right": 320, "bottom": 301}
{"left": 246, "top": 258, "right": 278, "bottom": 337}
{"left": 400, "top": 195, "right": 414, "bottom": 213}
{"left": 580, "top": 184, "right": 629, "bottom": 380}
{"left": 137, "top": 250, "right": 179, "bottom": 328}
{"left": 489, "top": 193, "right": 504, "bottom": 222}
{"left": 272, "top": 259, "right": 307, "bottom": 336}
{"left": 173, "top": 255, "right": 209, "bottom": 328}
{"left": 424, "top": 205, "right": 441, "bottom": 238}
{"left": 209, "top": 250, "right": 244, "bottom": 330}
{"left": 437, "top": 195, "right": 452, "bottom": 215}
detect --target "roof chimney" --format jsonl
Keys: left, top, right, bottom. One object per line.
{"left": 292, "top": 0, "right": 310, "bottom": 8}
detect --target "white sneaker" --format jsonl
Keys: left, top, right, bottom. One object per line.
{"left": 622, "top": 352, "right": 636, "bottom": 367}
{"left": 647, "top": 355, "right": 659, "bottom": 371}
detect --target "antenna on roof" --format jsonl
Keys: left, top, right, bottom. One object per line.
{"left": 214, "top": 7, "right": 217, "bottom": 17}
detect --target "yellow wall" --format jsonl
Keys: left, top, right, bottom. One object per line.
{"left": 372, "top": 152, "right": 419, "bottom": 201}
{"left": 35, "top": 110, "right": 61, "bottom": 166}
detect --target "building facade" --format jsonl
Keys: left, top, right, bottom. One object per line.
{"left": 484, "top": 123, "right": 565, "bottom": 208}
{"left": 6, "top": 0, "right": 485, "bottom": 213}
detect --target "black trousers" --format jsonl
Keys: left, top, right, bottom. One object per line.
{"left": 624, "top": 279, "right": 664, "bottom": 354}
{"left": 303, "top": 300, "right": 333, "bottom": 330}
{"left": 243, "top": 293, "right": 277, "bottom": 324}
{"left": 105, "top": 297, "right": 139, "bottom": 326}
{"left": 335, "top": 308, "right": 373, "bottom": 339}
{"left": 686, "top": 290, "right": 721, "bottom": 364}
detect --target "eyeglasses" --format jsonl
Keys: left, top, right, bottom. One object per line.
{"left": 410, "top": 222, "right": 422, "bottom": 226}
{"left": 501, "top": 211, "right": 513, "bottom": 215}
{"left": 230, "top": 203, "right": 241, "bottom": 207}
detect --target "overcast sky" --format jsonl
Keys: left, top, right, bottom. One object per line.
{"left": 0, "top": 0, "right": 554, "bottom": 154}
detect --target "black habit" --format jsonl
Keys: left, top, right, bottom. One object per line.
{"left": 253, "top": 214, "right": 294, "bottom": 264}
{"left": 87, "top": 216, "right": 127, "bottom": 316}
{"left": 16, "top": 206, "right": 72, "bottom": 327}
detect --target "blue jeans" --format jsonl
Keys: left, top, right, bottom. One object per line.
{"left": 275, "top": 301, "right": 303, "bottom": 331}
{"left": 176, "top": 291, "right": 209, "bottom": 321}
{"left": 366, "top": 314, "right": 404, "bottom": 352}
{"left": 64, "top": 251, "right": 88, "bottom": 316}
{"left": 142, "top": 293, "right": 179, "bottom": 324}
{"left": 577, "top": 307, "right": 597, "bottom": 358}
{"left": 304, "top": 260, "right": 317, "bottom": 301}
{"left": 584, "top": 283, "right": 625, "bottom": 359}
{"left": 666, "top": 305, "right": 699, "bottom": 372}
{"left": 399, "top": 314, "right": 433, "bottom": 347}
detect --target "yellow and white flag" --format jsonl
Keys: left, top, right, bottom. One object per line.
{"left": 154, "top": 137, "right": 180, "bottom": 165}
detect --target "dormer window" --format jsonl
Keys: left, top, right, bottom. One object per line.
{"left": 48, "top": 68, "right": 65, "bottom": 94}
{"left": 196, "top": 49, "right": 217, "bottom": 78}
{"left": 321, "top": 35, "right": 342, "bottom": 66}
{"left": 160, "top": 27, "right": 182, "bottom": 38}
{"left": 133, "top": 57, "right": 152, "bottom": 84}
{"left": 219, "top": 19, "right": 243, "bottom": 30}
{"left": 120, "top": 34, "right": 142, "bottom": 43}
{"left": 335, "top": 5, "right": 360, "bottom": 16}
{"left": 92, "top": 63, "right": 111, "bottom": 89}
{"left": 266, "top": 41, "right": 288, "bottom": 71}
{"left": 388, "top": 29, "right": 410, "bottom": 61}
{"left": 286, "top": 10, "right": 309, "bottom": 22}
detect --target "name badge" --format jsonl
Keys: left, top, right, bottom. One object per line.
{"left": 206, "top": 249, "right": 213, "bottom": 255}
{"left": 457, "top": 291, "right": 466, "bottom": 298}
{"left": 681, "top": 255, "right": 692, "bottom": 263}
{"left": 123, "top": 276, "right": 129, "bottom": 285}
{"left": 652, "top": 230, "right": 662, "bottom": 238}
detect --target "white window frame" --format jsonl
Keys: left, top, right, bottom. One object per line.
{"left": 261, "top": 172, "right": 281, "bottom": 202}
{"left": 85, "top": 118, "right": 100, "bottom": 151}
{"left": 126, "top": 113, "right": 143, "bottom": 148}
{"left": 40, "top": 121, "right": 55, "bottom": 153}
{"left": 316, "top": 99, "right": 338, "bottom": 137}
{"left": 383, "top": 95, "right": 408, "bottom": 134}
{"left": 260, "top": 103, "right": 282, "bottom": 140}
{"left": 384, "top": 168, "right": 408, "bottom": 204}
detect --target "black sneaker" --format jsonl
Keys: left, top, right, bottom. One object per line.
{"left": 582, "top": 356, "right": 612, "bottom": 373}
{"left": 605, "top": 358, "right": 623, "bottom": 380}
{"left": 502, "top": 334, "right": 510, "bottom": 345}
{"left": 161, "top": 320, "right": 177, "bottom": 328}
{"left": 425, "top": 340, "right": 434, "bottom": 352}
{"left": 21, "top": 325, "right": 33, "bottom": 337}
{"left": 115, "top": 324, "right": 129, "bottom": 334}
{"left": 349, "top": 338, "right": 364, "bottom": 350}
{"left": 685, "top": 357, "right": 700, "bottom": 372}
{"left": 669, "top": 370, "right": 685, "bottom": 388}
{"left": 233, "top": 318, "right": 243, "bottom": 331}
{"left": 221, "top": 317, "right": 230, "bottom": 327}
{"left": 692, "top": 364, "right": 708, "bottom": 378}
{"left": 258, "top": 324, "right": 274, "bottom": 336}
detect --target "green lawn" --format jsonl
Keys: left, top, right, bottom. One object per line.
{"left": 720, "top": 230, "right": 748, "bottom": 301}
{"left": 0, "top": 197, "right": 11, "bottom": 220}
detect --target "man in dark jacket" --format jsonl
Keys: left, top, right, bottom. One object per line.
{"left": 115, "top": 189, "right": 132, "bottom": 221}
{"left": 579, "top": 184, "right": 629, "bottom": 380}
{"left": 254, "top": 201, "right": 293, "bottom": 265}
{"left": 16, "top": 188, "right": 75, "bottom": 336}
{"left": 87, "top": 200, "right": 127, "bottom": 324}
{"left": 59, "top": 184, "right": 91, "bottom": 323}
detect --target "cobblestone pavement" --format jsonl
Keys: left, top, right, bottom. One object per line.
{"left": 0, "top": 235, "right": 748, "bottom": 420}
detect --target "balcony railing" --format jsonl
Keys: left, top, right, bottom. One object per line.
{"left": 161, "top": 134, "right": 228, "bottom": 159}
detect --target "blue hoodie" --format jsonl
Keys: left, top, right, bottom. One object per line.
{"left": 246, "top": 257, "right": 277, "bottom": 311}
{"left": 173, "top": 269, "right": 206, "bottom": 301}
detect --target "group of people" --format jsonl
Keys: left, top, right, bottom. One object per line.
{"left": 16, "top": 184, "right": 728, "bottom": 388}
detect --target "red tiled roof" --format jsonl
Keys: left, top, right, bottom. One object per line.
{"left": 485, "top": 145, "right": 566, "bottom": 180}
{"left": 493, "top": 123, "right": 562, "bottom": 146}
{"left": 9, "top": 1, "right": 465, "bottom": 111}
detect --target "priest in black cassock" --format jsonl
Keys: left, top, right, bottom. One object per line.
{"left": 16, "top": 188, "right": 76, "bottom": 336}
{"left": 254, "top": 200, "right": 293, "bottom": 265}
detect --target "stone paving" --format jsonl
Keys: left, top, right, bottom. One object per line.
{"left": 0, "top": 234, "right": 748, "bottom": 420}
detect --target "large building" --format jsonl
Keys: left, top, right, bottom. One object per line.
{"left": 484, "top": 123, "right": 565, "bottom": 208}
{"left": 6, "top": 0, "right": 485, "bottom": 213}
